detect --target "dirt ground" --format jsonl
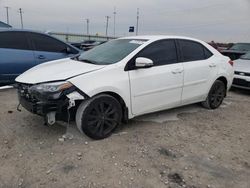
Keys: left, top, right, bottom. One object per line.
{"left": 0, "top": 88, "right": 249, "bottom": 188}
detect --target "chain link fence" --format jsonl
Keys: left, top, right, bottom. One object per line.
{"left": 49, "top": 31, "right": 116, "bottom": 43}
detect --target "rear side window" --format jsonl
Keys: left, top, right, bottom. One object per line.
{"left": 179, "top": 40, "right": 212, "bottom": 62}
{"left": 204, "top": 47, "right": 213, "bottom": 59}
{"left": 0, "top": 32, "right": 30, "bottom": 50}
{"left": 29, "top": 33, "right": 67, "bottom": 53}
{"left": 136, "top": 40, "right": 178, "bottom": 66}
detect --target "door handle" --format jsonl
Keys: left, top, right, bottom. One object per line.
{"left": 171, "top": 69, "right": 183, "bottom": 74}
{"left": 209, "top": 63, "right": 216, "bottom": 68}
{"left": 37, "top": 55, "right": 46, "bottom": 60}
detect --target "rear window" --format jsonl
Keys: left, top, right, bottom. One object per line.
{"left": 179, "top": 40, "right": 212, "bottom": 62}
{"left": 0, "top": 31, "right": 30, "bottom": 50}
{"left": 230, "top": 43, "right": 250, "bottom": 51}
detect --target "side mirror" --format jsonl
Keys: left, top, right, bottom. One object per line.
{"left": 64, "top": 46, "right": 72, "bottom": 54}
{"left": 135, "top": 57, "right": 154, "bottom": 68}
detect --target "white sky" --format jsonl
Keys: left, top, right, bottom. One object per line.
{"left": 0, "top": 0, "right": 250, "bottom": 42}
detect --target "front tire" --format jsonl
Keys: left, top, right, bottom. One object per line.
{"left": 76, "top": 94, "right": 122, "bottom": 140}
{"left": 202, "top": 80, "right": 226, "bottom": 109}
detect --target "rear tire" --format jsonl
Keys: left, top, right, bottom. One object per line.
{"left": 202, "top": 80, "right": 226, "bottom": 109}
{"left": 76, "top": 94, "right": 122, "bottom": 140}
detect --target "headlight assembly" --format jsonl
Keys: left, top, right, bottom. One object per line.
{"left": 30, "top": 81, "right": 73, "bottom": 93}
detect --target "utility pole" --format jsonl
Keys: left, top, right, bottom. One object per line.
{"left": 113, "top": 7, "right": 116, "bottom": 37}
{"left": 86, "top": 18, "right": 89, "bottom": 35}
{"left": 105, "top": 16, "right": 110, "bottom": 37}
{"left": 136, "top": 8, "right": 139, "bottom": 35}
{"left": 18, "top": 8, "right": 24, "bottom": 29}
{"left": 86, "top": 18, "right": 90, "bottom": 40}
{"left": 5, "top": 6, "right": 10, "bottom": 24}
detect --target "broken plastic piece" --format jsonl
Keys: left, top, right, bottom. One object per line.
{"left": 46, "top": 111, "right": 56, "bottom": 125}
{"left": 17, "top": 103, "right": 22, "bottom": 112}
{"left": 67, "top": 91, "right": 84, "bottom": 109}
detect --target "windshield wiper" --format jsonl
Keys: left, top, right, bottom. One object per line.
{"left": 79, "top": 59, "right": 97, "bottom": 64}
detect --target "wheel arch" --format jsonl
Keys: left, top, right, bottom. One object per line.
{"left": 216, "top": 76, "right": 228, "bottom": 89}
{"left": 212, "top": 76, "right": 228, "bottom": 97}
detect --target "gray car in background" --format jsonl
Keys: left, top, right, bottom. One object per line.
{"left": 233, "top": 52, "right": 250, "bottom": 89}
{"left": 221, "top": 43, "right": 250, "bottom": 60}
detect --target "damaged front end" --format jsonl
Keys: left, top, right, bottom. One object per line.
{"left": 17, "top": 81, "right": 86, "bottom": 125}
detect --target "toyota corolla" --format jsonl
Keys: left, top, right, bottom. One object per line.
{"left": 16, "top": 36, "right": 234, "bottom": 139}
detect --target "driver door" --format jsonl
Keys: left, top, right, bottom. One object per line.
{"left": 128, "top": 39, "right": 184, "bottom": 116}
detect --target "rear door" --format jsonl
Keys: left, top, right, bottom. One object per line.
{"left": 0, "top": 31, "right": 35, "bottom": 85}
{"left": 177, "top": 39, "right": 217, "bottom": 104}
{"left": 28, "top": 32, "right": 76, "bottom": 64}
{"left": 128, "top": 39, "right": 184, "bottom": 116}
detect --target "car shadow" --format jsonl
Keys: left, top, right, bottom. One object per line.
{"left": 230, "top": 87, "right": 250, "bottom": 96}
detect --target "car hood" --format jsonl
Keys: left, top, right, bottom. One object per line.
{"left": 234, "top": 59, "right": 250, "bottom": 73}
{"left": 16, "top": 58, "right": 105, "bottom": 84}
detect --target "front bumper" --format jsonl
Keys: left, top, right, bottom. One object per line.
{"left": 232, "top": 74, "right": 250, "bottom": 90}
{"left": 17, "top": 83, "right": 85, "bottom": 121}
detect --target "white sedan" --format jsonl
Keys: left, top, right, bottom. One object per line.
{"left": 233, "top": 52, "right": 250, "bottom": 90}
{"left": 16, "top": 36, "right": 234, "bottom": 139}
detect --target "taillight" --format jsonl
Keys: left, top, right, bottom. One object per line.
{"left": 228, "top": 60, "right": 234, "bottom": 66}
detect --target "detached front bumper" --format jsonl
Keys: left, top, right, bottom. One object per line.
{"left": 17, "top": 83, "right": 85, "bottom": 122}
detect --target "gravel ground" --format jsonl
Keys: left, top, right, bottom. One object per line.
{"left": 0, "top": 88, "right": 249, "bottom": 188}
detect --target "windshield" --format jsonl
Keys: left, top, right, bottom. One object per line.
{"left": 78, "top": 39, "right": 147, "bottom": 65}
{"left": 240, "top": 52, "right": 250, "bottom": 60}
{"left": 230, "top": 43, "right": 250, "bottom": 51}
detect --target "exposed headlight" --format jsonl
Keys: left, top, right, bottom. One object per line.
{"left": 30, "top": 81, "right": 73, "bottom": 93}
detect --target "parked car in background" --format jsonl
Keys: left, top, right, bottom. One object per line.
{"left": 71, "top": 40, "right": 106, "bottom": 51}
{"left": 221, "top": 43, "right": 250, "bottom": 60}
{"left": 0, "top": 29, "right": 80, "bottom": 86}
{"left": 233, "top": 52, "right": 250, "bottom": 90}
{"left": 16, "top": 36, "right": 234, "bottom": 139}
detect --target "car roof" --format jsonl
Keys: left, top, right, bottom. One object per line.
{"left": 0, "top": 28, "right": 51, "bottom": 35}
{"left": 120, "top": 35, "right": 221, "bottom": 56}
{"left": 0, "top": 28, "right": 80, "bottom": 52}
{"left": 233, "top": 43, "right": 250, "bottom": 45}
{"left": 120, "top": 35, "right": 203, "bottom": 43}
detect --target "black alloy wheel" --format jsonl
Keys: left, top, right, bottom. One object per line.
{"left": 76, "top": 94, "right": 122, "bottom": 139}
{"left": 202, "top": 80, "right": 226, "bottom": 109}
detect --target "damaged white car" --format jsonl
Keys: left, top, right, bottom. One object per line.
{"left": 16, "top": 36, "right": 234, "bottom": 139}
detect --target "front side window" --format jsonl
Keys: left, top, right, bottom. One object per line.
{"left": 29, "top": 33, "right": 67, "bottom": 53}
{"left": 179, "top": 40, "right": 211, "bottom": 62}
{"left": 78, "top": 39, "right": 146, "bottom": 65}
{"left": 0, "top": 32, "right": 30, "bottom": 50}
{"left": 136, "top": 40, "right": 178, "bottom": 66}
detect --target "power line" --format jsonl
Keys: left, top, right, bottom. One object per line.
{"left": 136, "top": 8, "right": 139, "bottom": 35}
{"left": 105, "top": 16, "right": 110, "bottom": 37}
{"left": 18, "top": 8, "right": 24, "bottom": 29}
{"left": 5, "top": 6, "right": 10, "bottom": 24}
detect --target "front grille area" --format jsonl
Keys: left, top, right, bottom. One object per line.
{"left": 233, "top": 78, "right": 250, "bottom": 88}
{"left": 18, "top": 84, "right": 38, "bottom": 103}
{"left": 17, "top": 83, "right": 69, "bottom": 119}
{"left": 235, "top": 71, "right": 250, "bottom": 77}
